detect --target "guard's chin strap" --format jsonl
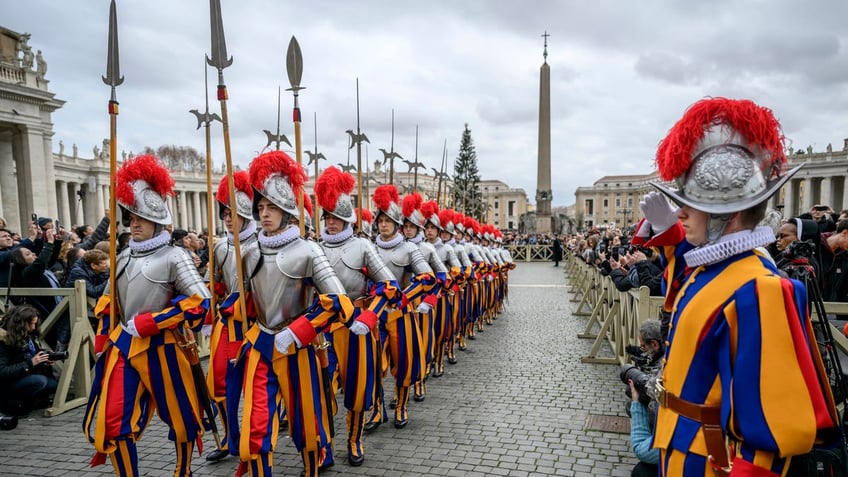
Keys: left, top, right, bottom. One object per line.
{"left": 705, "top": 213, "right": 734, "bottom": 244}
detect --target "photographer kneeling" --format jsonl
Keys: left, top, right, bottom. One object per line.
{"left": 0, "top": 305, "right": 60, "bottom": 416}
{"left": 621, "top": 320, "right": 663, "bottom": 477}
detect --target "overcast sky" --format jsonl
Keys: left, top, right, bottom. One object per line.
{"left": 6, "top": 0, "right": 848, "bottom": 207}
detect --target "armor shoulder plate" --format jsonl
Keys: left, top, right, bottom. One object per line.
{"left": 275, "top": 238, "right": 313, "bottom": 279}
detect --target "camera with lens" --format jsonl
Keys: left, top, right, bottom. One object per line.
{"left": 47, "top": 351, "right": 69, "bottom": 361}
{"left": 784, "top": 240, "right": 816, "bottom": 261}
{"left": 620, "top": 364, "right": 652, "bottom": 407}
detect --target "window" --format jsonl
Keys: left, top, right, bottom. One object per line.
{"left": 508, "top": 201, "right": 515, "bottom": 216}
{"left": 616, "top": 198, "right": 621, "bottom": 207}
{"left": 603, "top": 198, "right": 608, "bottom": 207}
{"left": 586, "top": 199, "right": 594, "bottom": 214}
{"left": 494, "top": 201, "right": 499, "bottom": 209}
{"left": 508, "top": 221, "right": 514, "bottom": 229}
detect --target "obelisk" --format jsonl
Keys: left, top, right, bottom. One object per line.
{"left": 535, "top": 31, "right": 553, "bottom": 233}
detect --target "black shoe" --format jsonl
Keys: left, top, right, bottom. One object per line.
{"left": 413, "top": 393, "right": 425, "bottom": 402}
{"left": 0, "top": 415, "right": 17, "bottom": 431}
{"left": 393, "top": 419, "right": 408, "bottom": 429}
{"left": 448, "top": 357, "right": 457, "bottom": 365}
{"left": 388, "top": 398, "right": 397, "bottom": 409}
{"left": 363, "top": 421, "right": 381, "bottom": 433}
{"left": 433, "top": 369, "right": 443, "bottom": 377}
{"left": 348, "top": 453, "right": 365, "bottom": 467}
{"left": 468, "top": 335, "right": 476, "bottom": 340}
{"left": 205, "top": 448, "right": 229, "bottom": 462}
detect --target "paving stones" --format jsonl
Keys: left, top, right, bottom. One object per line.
{"left": 0, "top": 262, "right": 639, "bottom": 476}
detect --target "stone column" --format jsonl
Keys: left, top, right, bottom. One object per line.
{"left": 782, "top": 179, "right": 796, "bottom": 218}
{"left": 95, "top": 182, "right": 105, "bottom": 219}
{"left": 820, "top": 176, "right": 833, "bottom": 209}
{"left": 179, "top": 191, "right": 189, "bottom": 230}
{"left": 42, "top": 132, "right": 58, "bottom": 218}
{"left": 534, "top": 54, "right": 552, "bottom": 233}
{"left": 0, "top": 134, "right": 19, "bottom": 229}
{"left": 19, "top": 126, "right": 50, "bottom": 220}
{"left": 69, "top": 182, "right": 82, "bottom": 226}
{"left": 801, "top": 177, "right": 814, "bottom": 213}
{"left": 56, "top": 180, "right": 70, "bottom": 227}
{"left": 192, "top": 191, "right": 203, "bottom": 233}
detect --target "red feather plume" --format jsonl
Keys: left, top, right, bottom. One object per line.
{"left": 373, "top": 184, "right": 399, "bottom": 212}
{"left": 216, "top": 170, "right": 252, "bottom": 207}
{"left": 438, "top": 208, "right": 454, "bottom": 227}
{"left": 656, "top": 97, "right": 786, "bottom": 182}
{"left": 420, "top": 200, "right": 439, "bottom": 221}
{"left": 402, "top": 193, "right": 423, "bottom": 218}
{"left": 249, "top": 151, "right": 306, "bottom": 193}
{"left": 356, "top": 208, "right": 373, "bottom": 224}
{"left": 315, "top": 166, "right": 355, "bottom": 211}
{"left": 463, "top": 216, "right": 475, "bottom": 233}
{"left": 116, "top": 154, "right": 175, "bottom": 206}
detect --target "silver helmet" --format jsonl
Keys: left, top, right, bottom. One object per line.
{"left": 217, "top": 170, "right": 254, "bottom": 221}
{"left": 401, "top": 193, "right": 425, "bottom": 229}
{"left": 373, "top": 184, "right": 404, "bottom": 226}
{"left": 315, "top": 166, "right": 356, "bottom": 224}
{"left": 249, "top": 151, "right": 306, "bottom": 221}
{"left": 115, "top": 154, "right": 174, "bottom": 227}
{"left": 652, "top": 98, "right": 801, "bottom": 215}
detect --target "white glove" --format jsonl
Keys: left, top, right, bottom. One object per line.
{"left": 349, "top": 320, "right": 370, "bottom": 336}
{"left": 486, "top": 275, "right": 494, "bottom": 282}
{"left": 200, "top": 324, "right": 213, "bottom": 337}
{"left": 639, "top": 192, "right": 678, "bottom": 234}
{"left": 274, "top": 328, "right": 298, "bottom": 353}
{"left": 416, "top": 302, "right": 433, "bottom": 314}
{"left": 124, "top": 319, "right": 140, "bottom": 338}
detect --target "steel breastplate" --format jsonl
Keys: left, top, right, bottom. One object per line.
{"left": 215, "top": 234, "right": 258, "bottom": 294}
{"left": 114, "top": 245, "right": 199, "bottom": 325}
{"left": 418, "top": 241, "right": 447, "bottom": 274}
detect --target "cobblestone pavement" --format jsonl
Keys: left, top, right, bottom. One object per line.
{"left": 0, "top": 261, "right": 638, "bottom": 476}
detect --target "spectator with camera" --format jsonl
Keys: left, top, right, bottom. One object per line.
{"left": 800, "top": 204, "right": 838, "bottom": 234}
{"left": 9, "top": 226, "right": 70, "bottom": 352}
{"left": 0, "top": 305, "right": 60, "bottom": 417}
{"left": 621, "top": 320, "right": 663, "bottom": 477}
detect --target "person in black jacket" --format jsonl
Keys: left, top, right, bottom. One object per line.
{"left": 9, "top": 228, "right": 69, "bottom": 351}
{"left": 64, "top": 249, "right": 109, "bottom": 300}
{"left": 0, "top": 305, "right": 58, "bottom": 416}
{"left": 551, "top": 236, "right": 563, "bottom": 267}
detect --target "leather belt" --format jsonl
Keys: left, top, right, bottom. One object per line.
{"left": 352, "top": 296, "right": 373, "bottom": 308}
{"left": 657, "top": 382, "right": 730, "bottom": 476}
{"left": 257, "top": 315, "right": 297, "bottom": 334}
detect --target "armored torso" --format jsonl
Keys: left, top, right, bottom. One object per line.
{"left": 114, "top": 243, "right": 210, "bottom": 326}
{"left": 321, "top": 236, "right": 395, "bottom": 298}
{"left": 452, "top": 242, "right": 473, "bottom": 268}
{"left": 375, "top": 238, "right": 431, "bottom": 288}
{"left": 417, "top": 241, "right": 448, "bottom": 275}
{"left": 431, "top": 240, "right": 461, "bottom": 269}
{"left": 212, "top": 232, "right": 259, "bottom": 294}
{"left": 247, "top": 237, "right": 345, "bottom": 330}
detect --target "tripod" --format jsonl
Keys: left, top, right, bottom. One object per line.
{"left": 780, "top": 251, "right": 848, "bottom": 476}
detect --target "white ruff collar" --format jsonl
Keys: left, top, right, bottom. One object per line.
{"left": 227, "top": 220, "right": 257, "bottom": 244}
{"left": 321, "top": 225, "right": 354, "bottom": 244}
{"left": 258, "top": 226, "right": 299, "bottom": 249}
{"left": 376, "top": 232, "right": 404, "bottom": 249}
{"left": 129, "top": 231, "right": 171, "bottom": 253}
{"left": 684, "top": 226, "right": 775, "bottom": 268}
{"left": 407, "top": 231, "right": 424, "bottom": 244}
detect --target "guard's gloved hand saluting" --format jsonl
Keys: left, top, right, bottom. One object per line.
{"left": 639, "top": 192, "right": 679, "bottom": 234}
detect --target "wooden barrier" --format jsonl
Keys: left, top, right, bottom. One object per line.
{"left": 564, "top": 253, "right": 848, "bottom": 365}
{"left": 0, "top": 282, "right": 210, "bottom": 417}
{"left": 504, "top": 244, "right": 553, "bottom": 262}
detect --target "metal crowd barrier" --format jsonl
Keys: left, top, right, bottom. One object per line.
{"left": 563, "top": 252, "right": 848, "bottom": 365}
{"left": 0, "top": 282, "right": 210, "bottom": 417}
